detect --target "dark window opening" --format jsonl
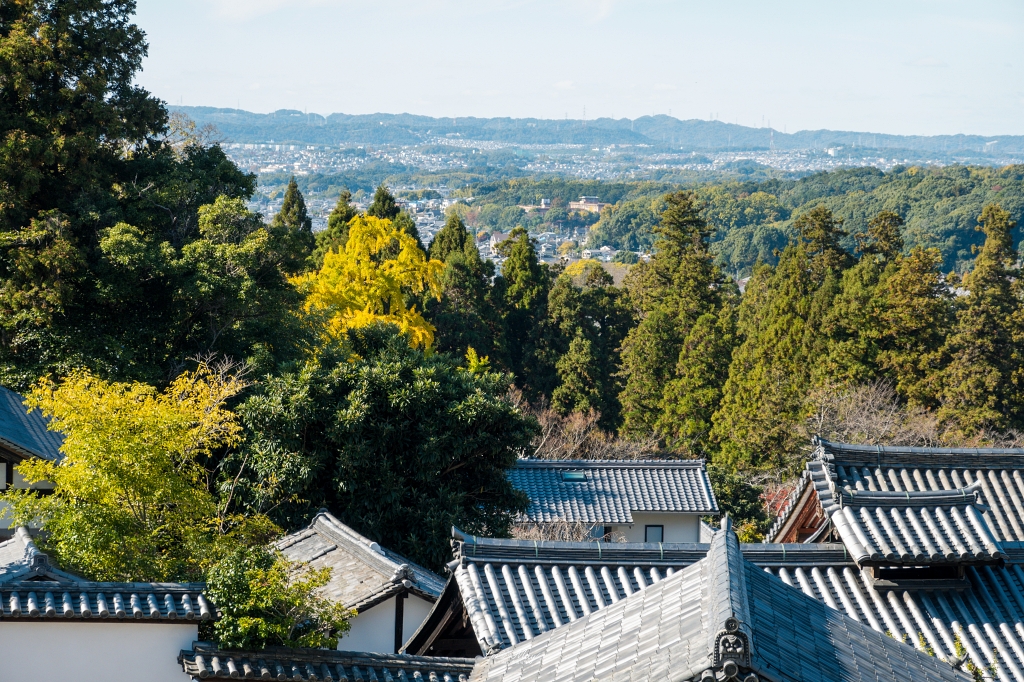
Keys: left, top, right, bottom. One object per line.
{"left": 873, "top": 565, "right": 964, "bottom": 581}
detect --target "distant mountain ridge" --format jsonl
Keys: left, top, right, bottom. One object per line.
{"left": 171, "top": 106, "right": 1024, "bottom": 155}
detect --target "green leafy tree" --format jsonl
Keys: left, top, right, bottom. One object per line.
{"left": 235, "top": 324, "right": 537, "bottom": 570}
{"left": 1, "top": 364, "right": 264, "bottom": 582}
{"left": 938, "top": 205, "right": 1022, "bottom": 434}
{"left": 271, "top": 177, "right": 315, "bottom": 274}
{"left": 856, "top": 210, "right": 904, "bottom": 261}
{"left": 0, "top": 1, "right": 303, "bottom": 388}
{"left": 367, "top": 184, "right": 400, "bottom": 221}
{"left": 429, "top": 213, "right": 473, "bottom": 262}
{"left": 312, "top": 189, "right": 359, "bottom": 267}
{"left": 547, "top": 264, "right": 632, "bottom": 428}
{"left": 656, "top": 307, "right": 737, "bottom": 456}
{"left": 204, "top": 547, "right": 353, "bottom": 649}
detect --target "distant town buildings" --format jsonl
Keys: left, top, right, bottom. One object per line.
{"left": 567, "top": 196, "right": 608, "bottom": 213}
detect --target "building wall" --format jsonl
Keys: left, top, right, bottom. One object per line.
{"left": 339, "top": 594, "right": 435, "bottom": 654}
{"left": 609, "top": 512, "right": 701, "bottom": 543}
{"left": 0, "top": 621, "right": 196, "bottom": 682}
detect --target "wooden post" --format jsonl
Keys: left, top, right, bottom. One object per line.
{"left": 394, "top": 592, "right": 406, "bottom": 653}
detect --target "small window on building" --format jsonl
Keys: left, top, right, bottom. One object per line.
{"left": 561, "top": 471, "right": 586, "bottom": 482}
{"left": 645, "top": 525, "right": 664, "bottom": 543}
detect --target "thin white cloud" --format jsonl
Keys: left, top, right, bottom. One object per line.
{"left": 653, "top": 83, "right": 677, "bottom": 91}
{"left": 554, "top": 80, "right": 575, "bottom": 90}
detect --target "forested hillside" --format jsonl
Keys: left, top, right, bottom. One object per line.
{"left": 464, "top": 166, "right": 1024, "bottom": 275}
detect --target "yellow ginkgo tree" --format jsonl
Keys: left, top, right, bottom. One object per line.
{"left": 292, "top": 215, "right": 444, "bottom": 348}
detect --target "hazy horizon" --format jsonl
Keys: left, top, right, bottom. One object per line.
{"left": 135, "top": 0, "right": 1024, "bottom": 138}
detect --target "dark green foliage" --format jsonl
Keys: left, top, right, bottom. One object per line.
{"left": 236, "top": 325, "right": 536, "bottom": 571}
{"left": 856, "top": 210, "right": 904, "bottom": 260}
{"left": 705, "top": 465, "right": 768, "bottom": 542}
{"left": 619, "top": 191, "right": 735, "bottom": 447}
{"left": 367, "top": 184, "right": 400, "bottom": 220}
{"left": 0, "top": 1, "right": 302, "bottom": 388}
{"left": 429, "top": 213, "right": 473, "bottom": 262}
{"left": 546, "top": 266, "right": 632, "bottom": 429}
{"left": 312, "top": 190, "right": 359, "bottom": 267}
{"left": 794, "top": 205, "right": 852, "bottom": 282}
{"left": 586, "top": 198, "right": 662, "bottom": 251}
{"left": 496, "top": 228, "right": 555, "bottom": 399}
{"left": 938, "top": 205, "right": 1022, "bottom": 433}
{"left": 425, "top": 220, "right": 503, "bottom": 361}
{"left": 270, "top": 178, "right": 315, "bottom": 274}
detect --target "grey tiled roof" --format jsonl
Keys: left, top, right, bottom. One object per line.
{"left": 509, "top": 459, "right": 718, "bottom": 524}
{"left": 180, "top": 642, "right": 476, "bottom": 681}
{"left": 413, "top": 530, "right": 844, "bottom": 655}
{"left": 0, "top": 527, "right": 212, "bottom": 621}
{"left": 0, "top": 386, "right": 63, "bottom": 461}
{"left": 416, "top": 529, "right": 1024, "bottom": 679}
{"left": 469, "top": 521, "right": 969, "bottom": 682}
{"left": 276, "top": 511, "right": 445, "bottom": 612}
{"left": 769, "top": 438, "right": 1015, "bottom": 566}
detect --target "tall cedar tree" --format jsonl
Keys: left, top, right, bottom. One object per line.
{"left": 233, "top": 325, "right": 536, "bottom": 570}
{"left": 938, "top": 205, "right": 1022, "bottom": 434}
{"left": 367, "top": 183, "right": 421, "bottom": 246}
{"left": 424, "top": 214, "right": 504, "bottom": 360}
{"left": 618, "top": 191, "right": 731, "bottom": 444}
{"left": 270, "top": 177, "right": 315, "bottom": 274}
{"left": 311, "top": 190, "right": 358, "bottom": 267}
{"left": 496, "top": 228, "right": 554, "bottom": 400}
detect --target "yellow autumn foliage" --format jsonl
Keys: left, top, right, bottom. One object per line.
{"left": 292, "top": 215, "right": 444, "bottom": 348}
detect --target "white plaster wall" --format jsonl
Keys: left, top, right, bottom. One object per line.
{"left": 339, "top": 594, "right": 437, "bottom": 654}
{"left": 403, "top": 595, "right": 433, "bottom": 644}
{"left": 339, "top": 598, "right": 395, "bottom": 653}
{"left": 0, "top": 621, "right": 197, "bottom": 682}
{"left": 611, "top": 513, "right": 701, "bottom": 543}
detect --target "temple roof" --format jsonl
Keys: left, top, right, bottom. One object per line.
{"left": 276, "top": 510, "right": 445, "bottom": 612}
{"left": 767, "top": 438, "right": 1018, "bottom": 566}
{"left": 180, "top": 642, "right": 476, "bottom": 681}
{"left": 0, "top": 386, "right": 63, "bottom": 461}
{"left": 0, "top": 527, "right": 212, "bottom": 622}
{"left": 468, "top": 521, "right": 969, "bottom": 682}
{"left": 509, "top": 459, "right": 718, "bottom": 525}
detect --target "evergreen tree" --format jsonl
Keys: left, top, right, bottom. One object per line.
{"left": 429, "top": 213, "right": 472, "bottom": 262}
{"left": 937, "top": 205, "right": 1021, "bottom": 433}
{"left": 551, "top": 334, "right": 602, "bottom": 415}
{"left": 656, "top": 307, "right": 736, "bottom": 456}
{"left": 425, "top": 218, "right": 503, "bottom": 361}
{"left": 856, "top": 210, "right": 904, "bottom": 261}
{"left": 794, "top": 205, "right": 851, "bottom": 282}
{"left": 711, "top": 247, "right": 825, "bottom": 470}
{"left": 496, "top": 228, "right": 554, "bottom": 399}
{"left": 366, "top": 184, "right": 400, "bottom": 221}
{"left": 271, "top": 177, "right": 315, "bottom": 273}
{"left": 311, "top": 190, "right": 358, "bottom": 267}
{"left": 546, "top": 264, "right": 632, "bottom": 428}
{"left": 618, "top": 190, "right": 733, "bottom": 442}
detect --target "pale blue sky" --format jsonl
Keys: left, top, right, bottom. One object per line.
{"left": 134, "top": 0, "right": 1024, "bottom": 136}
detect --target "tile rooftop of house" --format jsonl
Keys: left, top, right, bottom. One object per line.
{"left": 276, "top": 510, "right": 445, "bottom": 612}
{"left": 768, "top": 438, "right": 1024, "bottom": 562}
{"left": 180, "top": 642, "right": 476, "bottom": 681}
{"left": 508, "top": 458, "right": 718, "bottom": 524}
{"left": 467, "top": 520, "right": 970, "bottom": 682}
{"left": 0, "top": 526, "right": 212, "bottom": 621}
{"left": 0, "top": 385, "right": 63, "bottom": 461}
